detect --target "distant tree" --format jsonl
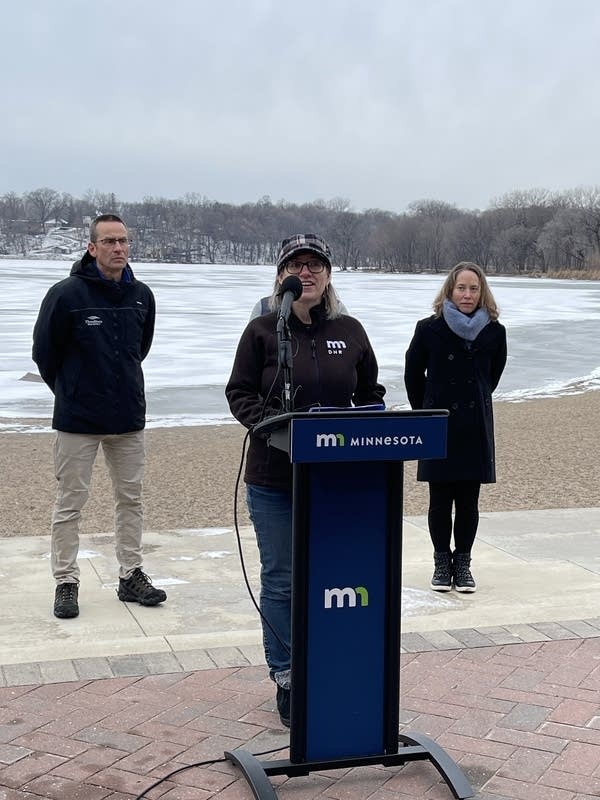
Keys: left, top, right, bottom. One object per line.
{"left": 491, "top": 224, "right": 541, "bottom": 273}
{"left": 566, "top": 186, "right": 600, "bottom": 259}
{"left": 60, "top": 193, "right": 78, "bottom": 226}
{"left": 83, "top": 189, "right": 121, "bottom": 217}
{"left": 490, "top": 188, "right": 554, "bottom": 223}
{"left": 327, "top": 210, "right": 362, "bottom": 270}
{"left": 409, "top": 199, "right": 464, "bottom": 271}
{"left": 0, "top": 191, "right": 24, "bottom": 224}
{"left": 369, "top": 214, "right": 419, "bottom": 271}
{"left": 538, "top": 209, "right": 588, "bottom": 270}
{"left": 446, "top": 211, "right": 496, "bottom": 269}
{"left": 25, "top": 187, "right": 61, "bottom": 232}
{"left": 326, "top": 197, "right": 353, "bottom": 213}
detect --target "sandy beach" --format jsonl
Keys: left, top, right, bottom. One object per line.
{"left": 0, "top": 392, "right": 598, "bottom": 537}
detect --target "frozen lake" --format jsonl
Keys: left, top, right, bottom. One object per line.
{"left": 1, "top": 259, "right": 599, "bottom": 432}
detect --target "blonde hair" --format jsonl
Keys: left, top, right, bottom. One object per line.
{"left": 433, "top": 262, "right": 499, "bottom": 321}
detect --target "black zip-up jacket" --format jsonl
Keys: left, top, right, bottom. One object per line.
{"left": 226, "top": 303, "right": 386, "bottom": 488}
{"left": 32, "top": 252, "right": 155, "bottom": 434}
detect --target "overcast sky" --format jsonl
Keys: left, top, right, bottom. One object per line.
{"left": 2, "top": 0, "right": 600, "bottom": 214}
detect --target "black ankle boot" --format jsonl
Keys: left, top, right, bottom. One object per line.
{"left": 453, "top": 552, "right": 476, "bottom": 593}
{"left": 276, "top": 685, "right": 290, "bottom": 728}
{"left": 430, "top": 552, "right": 452, "bottom": 591}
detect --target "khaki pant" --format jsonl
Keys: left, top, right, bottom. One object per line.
{"left": 51, "top": 430, "right": 145, "bottom": 583}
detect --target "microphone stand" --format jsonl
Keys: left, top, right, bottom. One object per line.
{"left": 277, "top": 312, "right": 294, "bottom": 413}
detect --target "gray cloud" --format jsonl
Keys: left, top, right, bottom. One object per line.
{"left": 2, "top": 0, "right": 600, "bottom": 211}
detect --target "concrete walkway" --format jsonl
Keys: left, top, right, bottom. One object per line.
{"left": 0, "top": 507, "right": 599, "bottom": 798}
{"left": 2, "top": 507, "right": 599, "bottom": 682}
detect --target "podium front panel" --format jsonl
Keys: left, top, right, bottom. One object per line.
{"left": 290, "top": 457, "right": 404, "bottom": 763}
{"left": 305, "top": 461, "right": 388, "bottom": 759}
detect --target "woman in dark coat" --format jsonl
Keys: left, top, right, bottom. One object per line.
{"left": 226, "top": 233, "right": 385, "bottom": 727}
{"left": 404, "top": 262, "right": 507, "bottom": 593}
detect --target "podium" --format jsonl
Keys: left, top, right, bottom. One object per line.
{"left": 225, "top": 409, "right": 474, "bottom": 799}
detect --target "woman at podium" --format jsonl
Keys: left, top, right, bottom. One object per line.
{"left": 404, "top": 262, "right": 507, "bottom": 595}
{"left": 226, "top": 233, "right": 385, "bottom": 727}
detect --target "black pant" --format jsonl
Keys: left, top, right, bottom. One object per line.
{"left": 427, "top": 481, "right": 481, "bottom": 554}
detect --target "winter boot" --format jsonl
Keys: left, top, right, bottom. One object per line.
{"left": 430, "top": 552, "right": 452, "bottom": 591}
{"left": 453, "top": 552, "right": 476, "bottom": 593}
{"left": 276, "top": 685, "right": 290, "bottom": 728}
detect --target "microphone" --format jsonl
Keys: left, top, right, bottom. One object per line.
{"left": 277, "top": 275, "right": 303, "bottom": 322}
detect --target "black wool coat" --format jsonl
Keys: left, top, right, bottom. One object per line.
{"left": 404, "top": 314, "right": 507, "bottom": 483}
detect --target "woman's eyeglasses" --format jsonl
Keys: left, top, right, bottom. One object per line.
{"left": 285, "top": 258, "right": 326, "bottom": 274}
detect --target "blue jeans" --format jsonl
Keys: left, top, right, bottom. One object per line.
{"left": 246, "top": 484, "right": 292, "bottom": 680}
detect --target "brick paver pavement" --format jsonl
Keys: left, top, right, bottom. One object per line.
{"left": 0, "top": 636, "right": 599, "bottom": 799}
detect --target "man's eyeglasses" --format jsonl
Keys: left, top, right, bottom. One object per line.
{"left": 285, "top": 258, "right": 326, "bottom": 274}
{"left": 96, "top": 237, "right": 130, "bottom": 247}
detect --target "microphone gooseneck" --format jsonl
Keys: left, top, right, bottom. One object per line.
{"left": 276, "top": 275, "right": 302, "bottom": 412}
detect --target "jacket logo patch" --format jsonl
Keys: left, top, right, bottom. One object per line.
{"left": 327, "top": 339, "right": 347, "bottom": 355}
{"left": 85, "top": 315, "right": 103, "bottom": 326}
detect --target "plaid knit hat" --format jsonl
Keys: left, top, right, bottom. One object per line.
{"left": 276, "top": 233, "right": 332, "bottom": 272}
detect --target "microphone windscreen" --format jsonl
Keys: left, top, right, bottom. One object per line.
{"left": 278, "top": 275, "right": 303, "bottom": 300}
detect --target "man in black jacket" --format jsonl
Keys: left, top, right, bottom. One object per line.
{"left": 33, "top": 214, "right": 166, "bottom": 619}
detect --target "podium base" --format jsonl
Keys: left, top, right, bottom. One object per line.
{"left": 225, "top": 730, "right": 474, "bottom": 799}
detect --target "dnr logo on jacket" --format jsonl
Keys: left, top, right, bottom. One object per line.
{"left": 327, "top": 339, "right": 346, "bottom": 355}
{"left": 85, "top": 315, "right": 103, "bottom": 326}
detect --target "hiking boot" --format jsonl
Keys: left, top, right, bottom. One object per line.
{"left": 430, "top": 552, "right": 452, "bottom": 591}
{"left": 118, "top": 568, "right": 167, "bottom": 606}
{"left": 54, "top": 583, "right": 79, "bottom": 618}
{"left": 453, "top": 552, "right": 476, "bottom": 593}
{"left": 276, "top": 685, "right": 290, "bottom": 728}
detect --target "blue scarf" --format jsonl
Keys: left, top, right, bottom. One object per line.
{"left": 442, "top": 299, "right": 490, "bottom": 342}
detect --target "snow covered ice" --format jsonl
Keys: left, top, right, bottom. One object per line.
{"left": 1, "top": 259, "right": 599, "bottom": 432}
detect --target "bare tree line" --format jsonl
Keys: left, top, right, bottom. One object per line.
{"left": 2, "top": 186, "right": 600, "bottom": 274}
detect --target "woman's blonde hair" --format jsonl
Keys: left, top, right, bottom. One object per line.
{"left": 267, "top": 269, "right": 343, "bottom": 319}
{"left": 433, "top": 262, "right": 499, "bottom": 321}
